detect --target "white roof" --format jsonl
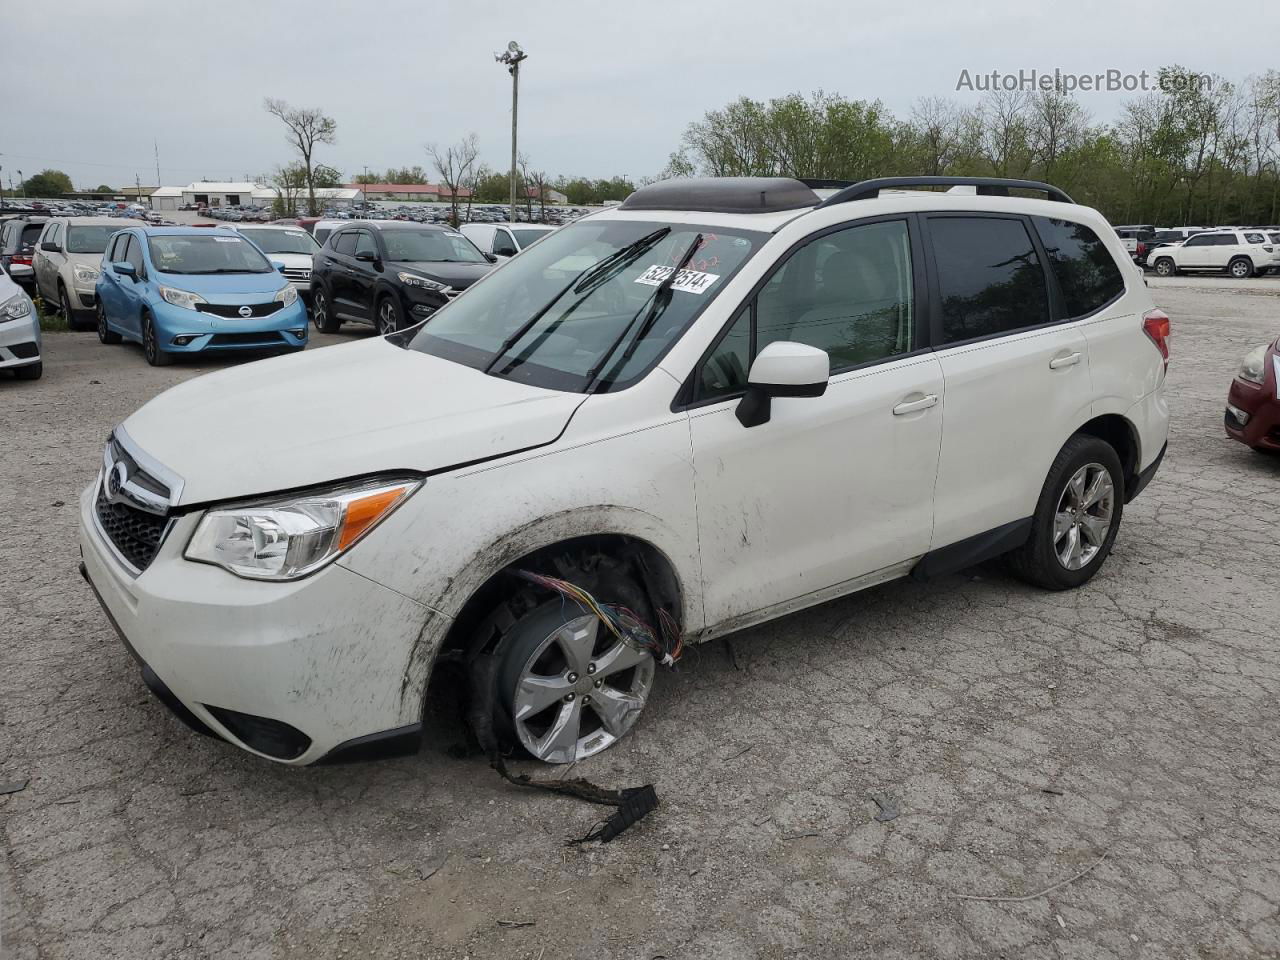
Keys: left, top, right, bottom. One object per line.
{"left": 183, "top": 182, "right": 260, "bottom": 193}
{"left": 250, "top": 187, "right": 363, "bottom": 201}
{"left": 150, "top": 186, "right": 184, "bottom": 198}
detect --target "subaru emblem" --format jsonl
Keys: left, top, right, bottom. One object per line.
{"left": 238, "top": 305, "right": 253, "bottom": 318}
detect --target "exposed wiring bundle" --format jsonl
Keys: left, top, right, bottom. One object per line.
{"left": 514, "top": 570, "right": 684, "bottom": 667}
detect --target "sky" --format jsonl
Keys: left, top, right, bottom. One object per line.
{"left": 4, "top": 0, "right": 1278, "bottom": 191}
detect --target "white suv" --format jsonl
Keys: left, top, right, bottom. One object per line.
{"left": 78, "top": 176, "right": 1170, "bottom": 766}
{"left": 1146, "top": 228, "right": 1279, "bottom": 278}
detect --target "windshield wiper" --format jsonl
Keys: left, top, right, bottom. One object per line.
{"left": 482, "top": 227, "right": 670, "bottom": 377}
{"left": 583, "top": 233, "right": 703, "bottom": 393}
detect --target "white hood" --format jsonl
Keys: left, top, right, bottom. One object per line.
{"left": 122, "top": 337, "right": 586, "bottom": 505}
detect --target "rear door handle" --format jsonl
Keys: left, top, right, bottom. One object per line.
{"left": 892, "top": 394, "right": 939, "bottom": 416}
{"left": 1049, "top": 352, "right": 1082, "bottom": 369}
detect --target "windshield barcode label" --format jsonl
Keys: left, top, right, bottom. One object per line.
{"left": 634, "top": 265, "right": 720, "bottom": 294}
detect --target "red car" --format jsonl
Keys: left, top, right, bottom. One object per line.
{"left": 1226, "top": 336, "right": 1280, "bottom": 451}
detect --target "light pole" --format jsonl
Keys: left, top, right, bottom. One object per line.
{"left": 495, "top": 40, "right": 527, "bottom": 224}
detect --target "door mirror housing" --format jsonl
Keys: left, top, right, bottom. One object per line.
{"left": 735, "top": 341, "right": 830, "bottom": 428}
{"left": 354, "top": 250, "right": 378, "bottom": 263}
{"left": 112, "top": 262, "right": 137, "bottom": 279}
{"left": 484, "top": 252, "right": 498, "bottom": 263}
{"left": 41, "top": 241, "right": 59, "bottom": 252}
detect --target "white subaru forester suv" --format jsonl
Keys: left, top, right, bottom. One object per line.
{"left": 79, "top": 177, "right": 1170, "bottom": 766}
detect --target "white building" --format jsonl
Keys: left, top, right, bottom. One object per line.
{"left": 251, "top": 186, "right": 364, "bottom": 211}
{"left": 148, "top": 186, "right": 185, "bottom": 211}
{"left": 148, "top": 182, "right": 365, "bottom": 212}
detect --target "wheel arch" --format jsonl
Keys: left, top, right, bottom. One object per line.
{"left": 1072, "top": 413, "right": 1140, "bottom": 496}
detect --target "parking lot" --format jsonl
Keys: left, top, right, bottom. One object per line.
{"left": 2, "top": 276, "right": 1279, "bottom": 959}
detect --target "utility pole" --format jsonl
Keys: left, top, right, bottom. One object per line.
{"left": 136, "top": 173, "right": 142, "bottom": 208}
{"left": 495, "top": 41, "right": 527, "bottom": 224}
{"left": 154, "top": 141, "right": 161, "bottom": 188}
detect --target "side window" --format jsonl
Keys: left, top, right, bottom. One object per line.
{"left": 1033, "top": 217, "right": 1126, "bottom": 318}
{"left": 929, "top": 216, "right": 1049, "bottom": 343}
{"left": 493, "top": 229, "right": 518, "bottom": 256}
{"left": 354, "top": 231, "right": 378, "bottom": 259}
{"left": 756, "top": 219, "right": 914, "bottom": 369}
{"left": 334, "top": 231, "right": 357, "bottom": 256}
{"left": 1244, "top": 232, "right": 1265, "bottom": 244}
{"left": 1183, "top": 234, "right": 1209, "bottom": 247}
{"left": 107, "top": 234, "right": 122, "bottom": 261}
{"left": 1214, "top": 234, "right": 1236, "bottom": 246}
{"left": 124, "top": 236, "right": 146, "bottom": 276}
{"left": 696, "top": 305, "right": 751, "bottom": 401}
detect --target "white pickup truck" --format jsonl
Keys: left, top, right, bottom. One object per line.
{"left": 1113, "top": 226, "right": 1155, "bottom": 265}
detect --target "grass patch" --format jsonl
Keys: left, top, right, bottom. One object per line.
{"left": 32, "top": 295, "right": 70, "bottom": 332}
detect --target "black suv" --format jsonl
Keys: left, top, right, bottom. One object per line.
{"left": 309, "top": 222, "right": 496, "bottom": 335}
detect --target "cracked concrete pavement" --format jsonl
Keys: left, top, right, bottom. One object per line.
{"left": 2, "top": 276, "right": 1279, "bottom": 959}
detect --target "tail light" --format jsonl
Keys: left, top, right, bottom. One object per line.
{"left": 1143, "top": 308, "right": 1170, "bottom": 370}
{"left": 11, "top": 255, "right": 32, "bottom": 266}
{"left": 1136, "top": 242, "right": 1146, "bottom": 257}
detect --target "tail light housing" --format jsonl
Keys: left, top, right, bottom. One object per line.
{"left": 1143, "top": 308, "right": 1170, "bottom": 370}
{"left": 11, "top": 255, "right": 32, "bottom": 266}
{"left": 1136, "top": 242, "right": 1147, "bottom": 257}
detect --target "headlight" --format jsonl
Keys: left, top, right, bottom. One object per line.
{"left": 1, "top": 292, "right": 33, "bottom": 322}
{"left": 1239, "top": 344, "right": 1269, "bottom": 385}
{"left": 275, "top": 285, "right": 298, "bottom": 307}
{"left": 159, "top": 286, "right": 207, "bottom": 311}
{"left": 73, "top": 266, "right": 100, "bottom": 284}
{"left": 184, "top": 477, "right": 420, "bottom": 581}
{"left": 397, "top": 272, "right": 449, "bottom": 293}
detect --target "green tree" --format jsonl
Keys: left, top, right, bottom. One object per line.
{"left": 384, "top": 166, "right": 430, "bottom": 184}
{"left": 22, "top": 169, "right": 74, "bottom": 197}
{"left": 312, "top": 164, "right": 343, "bottom": 188}
{"left": 93, "top": 183, "right": 114, "bottom": 193}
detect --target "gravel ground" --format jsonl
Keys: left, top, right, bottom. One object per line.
{"left": 2, "top": 279, "right": 1279, "bottom": 960}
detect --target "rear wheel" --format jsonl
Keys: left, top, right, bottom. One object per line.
{"left": 1008, "top": 435, "right": 1124, "bottom": 591}
{"left": 58, "top": 283, "right": 87, "bottom": 331}
{"left": 96, "top": 302, "right": 121, "bottom": 344}
{"left": 142, "top": 314, "right": 171, "bottom": 366}
{"left": 1229, "top": 257, "right": 1254, "bottom": 279}
{"left": 311, "top": 284, "right": 341, "bottom": 333}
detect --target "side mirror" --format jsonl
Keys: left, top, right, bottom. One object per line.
{"left": 354, "top": 250, "right": 378, "bottom": 263}
{"left": 272, "top": 260, "right": 286, "bottom": 272}
{"left": 735, "top": 341, "right": 830, "bottom": 428}
{"left": 41, "top": 241, "right": 59, "bottom": 252}
{"left": 112, "top": 262, "right": 137, "bottom": 279}
{"left": 484, "top": 252, "right": 498, "bottom": 263}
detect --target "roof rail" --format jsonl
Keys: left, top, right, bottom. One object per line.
{"left": 798, "top": 178, "right": 857, "bottom": 191}
{"left": 815, "top": 176, "right": 1075, "bottom": 208}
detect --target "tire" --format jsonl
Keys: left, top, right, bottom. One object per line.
{"left": 96, "top": 302, "right": 121, "bottom": 344}
{"left": 141, "top": 314, "right": 172, "bottom": 366}
{"left": 58, "top": 283, "right": 88, "bottom": 332}
{"left": 311, "top": 284, "right": 341, "bottom": 333}
{"left": 1008, "top": 434, "right": 1125, "bottom": 591}
{"left": 12, "top": 361, "right": 42, "bottom": 380}
{"left": 1153, "top": 257, "right": 1176, "bottom": 277}
{"left": 479, "top": 555, "right": 657, "bottom": 764}
{"left": 1229, "top": 257, "right": 1254, "bottom": 279}
{"left": 375, "top": 295, "right": 404, "bottom": 336}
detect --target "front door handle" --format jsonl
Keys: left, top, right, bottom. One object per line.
{"left": 1049, "top": 351, "right": 1082, "bottom": 369}
{"left": 892, "top": 394, "right": 939, "bottom": 416}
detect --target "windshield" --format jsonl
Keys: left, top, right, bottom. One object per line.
{"left": 408, "top": 220, "right": 763, "bottom": 392}
{"left": 383, "top": 228, "right": 488, "bottom": 263}
{"left": 67, "top": 225, "right": 125, "bottom": 254}
{"left": 147, "top": 234, "right": 274, "bottom": 274}
{"left": 238, "top": 228, "right": 318, "bottom": 255}
{"left": 512, "top": 228, "right": 552, "bottom": 248}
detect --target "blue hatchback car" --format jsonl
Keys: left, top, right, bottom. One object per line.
{"left": 95, "top": 227, "right": 308, "bottom": 365}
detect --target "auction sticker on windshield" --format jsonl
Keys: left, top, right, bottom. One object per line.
{"left": 635, "top": 265, "right": 720, "bottom": 294}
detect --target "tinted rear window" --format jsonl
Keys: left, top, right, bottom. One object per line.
{"left": 1034, "top": 217, "right": 1126, "bottom": 318}
{"left": 928, "top": 216, "right": 1050, "bottom": 344}
{"left": 20, "top": 225, "right": 43, "bottom": 249}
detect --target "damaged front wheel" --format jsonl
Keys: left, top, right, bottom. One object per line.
{"left": 498, "top": 602, "right": 655, "bottom": 764}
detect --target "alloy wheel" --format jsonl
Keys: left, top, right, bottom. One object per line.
{"left": 143, "top": 318, "right": 156, "bottom": 363}
{"left": 1053, "top": 462, "right": 1115, "bottom": 570}
{"left": 509, "top": 614, "right": 654, "bottom": 764}
{"left": 377, "top": 300, "right": 397, "bottom": 336}
{"left": 97, "top": 304, "right": 108, "bottom": 341}
{"left": 312, "top": 290, "right": 327, "bottom": 329}
{"left": 1231, "top": 260, "right": 1250, "bottom": 278}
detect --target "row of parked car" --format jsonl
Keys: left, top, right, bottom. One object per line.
{"left": 1114, "top": 223, "right": 1280, "bottom": 278}
{"left": 0, "top": 208, "right": 566, "bottom": 373}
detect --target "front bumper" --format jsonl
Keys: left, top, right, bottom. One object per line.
{"left": 78, "top": 481, "right": 440, "bottom": 764}
{"left": 151, "top": 297, "right": 309, "bottom": 353}
{"left": 0, "top": 309, "right": 41, "bottom": 369}
{"left": 1226, "top": 373, "right": 1280, "bottom": 450}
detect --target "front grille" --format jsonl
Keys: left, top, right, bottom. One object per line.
{"left": 195, "top": 301, "right": 283, "bottom": 318}
{"left": 282, "top": 267, "right": 311, "bottom": 281}
{"left": 95, "top": 487, "right": 167, "bottom": 571}
{"left": 209, "top": 332, "right": 285, "bottom": 346}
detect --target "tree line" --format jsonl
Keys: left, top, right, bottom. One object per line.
{"left": 662, "top": 66, "right": 1280, "bottom": 227}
